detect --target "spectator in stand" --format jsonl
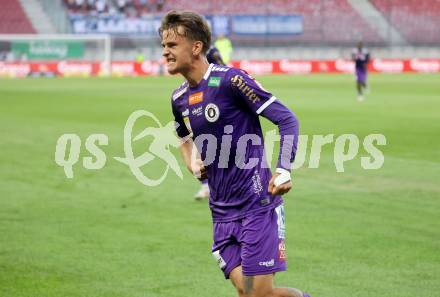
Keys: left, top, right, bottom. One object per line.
{"left": 95, "top": 0, "right": 107, "bottom": 14}
{"left": 117, "top": 0, "right": 127, "bottom": 13}
{"left": 139, "top": 1, "right": 151, "bottom": 17}
{"left": 108, "top": 5, "right": 118, "bottom": 16}
{"left": 87, "top": 0, "right": 95, "bottom": 10}
{"left": 156, "top": 0, "right": 164, "bottom": 12}
{"left": 139, "top": 0, "right": 148, "bottom": 8}
{"left": 66, "top": 0, "right": 76, "bottom": 10}
{"left": 75, "top": 0, "right": 85, "bottom": 7}
{"left": 136, "top": 0, "right": 150, "bottom": 16}
{"left": 75, "top": 0, "right": 86, "bottom": 12}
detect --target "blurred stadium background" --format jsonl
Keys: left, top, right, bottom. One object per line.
{"left": 0, "top": 1, "right": 439, "bottom": 297}
{"left": 1, "top": 0, "right": 440, "bottom": 76}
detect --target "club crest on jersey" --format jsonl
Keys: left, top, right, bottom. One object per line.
{"left": 189, "top": 92, "right": 203, "bottom": 105}
{"left": 205, "top": 103, "right": 220, "bottom": 123}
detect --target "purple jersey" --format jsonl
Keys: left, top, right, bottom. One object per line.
{"left": 171, "top": 64, "right": 299, "bottom": 222}
{"left": 206, "top": 46, "right": 226, "bottom": 65}
{"left": 352, "top": 48, "right": 370, "bottom": 71}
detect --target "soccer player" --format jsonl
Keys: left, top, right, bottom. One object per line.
{"left": 159, "top": 11, "right": 311, "bottom": 297}
{"left": 194, "top": 177, "right": 210, "bottom": 200}
{"left": 352, "top": 41, "right": 370, "bottom": 101}
{"left": 194, "top": 46, "right": 226, "bottom": 200}
{"left": 214, "top": 34, "right": 233, "bottom": 64}
{"left": 207, "top": 45, "right": 226, "bottom": 66}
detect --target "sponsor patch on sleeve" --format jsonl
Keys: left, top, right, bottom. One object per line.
{"left": 208, "top": 76, "right": 221, "bottom": 87}
{"left": 230, "top": 74, "right": 261, "bottom": 104}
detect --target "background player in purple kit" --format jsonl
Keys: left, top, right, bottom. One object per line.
{"left": 194, "top": 45, "right": 226, "bottom": 200}
{"left": 352, "top": 41, "right": 370, "bottom": 101}
{"left": 207, "top": 45, "right": 226, "bottom": 66}
{"left": 159, "top": 11, "right": 311, "bottom": 297}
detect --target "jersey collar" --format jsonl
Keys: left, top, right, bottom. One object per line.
{"left": 203, "top": 63, "right": 214, "bottom": 80}
{"left": 188, "top": 63, "right": 213, "bottom": 90}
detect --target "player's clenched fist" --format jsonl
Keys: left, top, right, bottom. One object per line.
{"left": 268, "top": 172, "right": 292, "bottom": 196}
{"left": 190, "top": 159, "right": 207, "bottom": 181}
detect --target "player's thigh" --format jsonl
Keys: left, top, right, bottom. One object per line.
{"left": 241, "top": 205, "right": 286, "bottom": 276}
{"left": 212, "top": 221, "right": 242, "bottom": 279}
{"left": 230, "top": 266, "right": 275, "bottom": 297}
{"left": 229, "top": 266, "right": 245, "bottom": 296}
{"left": 246, "top": 274, "right": 275, "bottom": 297}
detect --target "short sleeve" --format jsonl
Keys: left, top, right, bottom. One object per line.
{"left": 228, "top": 69, "right": 277, "bottom": 115}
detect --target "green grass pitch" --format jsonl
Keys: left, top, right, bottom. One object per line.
{"left": 0, "top": 73, "right": 439, "bottom": 297}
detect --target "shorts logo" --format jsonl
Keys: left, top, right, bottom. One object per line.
{"left": 212, "top": 250, "right": 227, "bottom": 269}
{"left": 208, "top": 76, "right": 221, "bottom": 87}
{"left": 189, "top": 92, "right": 203, "bottom": 105}
{"left": 259, "top": 259, "right": 275, "bottom": 267}
{"left": 205, "top": 103, "right": 220, "bottom": 123}
{"left": 278, "top": 240, "right": 287, "bottom": 260}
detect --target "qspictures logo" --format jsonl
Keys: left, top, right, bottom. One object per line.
{"left": 54, "top": 110, "right": 186, "bottom": 187}
{"left": 54, "top": 110, "right": 387, "bottom": 186}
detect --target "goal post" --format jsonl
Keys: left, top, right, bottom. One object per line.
{"left": 0, "top": 34, "right": 112, "bottom": 76}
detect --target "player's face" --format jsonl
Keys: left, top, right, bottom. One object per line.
{"left": 161, "top": 27, "right": 194, "bottom": 75}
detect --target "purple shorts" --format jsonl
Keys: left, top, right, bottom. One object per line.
{"left": 211, "top": 205, "right": 287, "bottom": 279}
{"left": 356, "top": 68, "right": 367, "bottom": 83}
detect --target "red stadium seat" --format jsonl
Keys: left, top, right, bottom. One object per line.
{"left": 0, "top": 0, "right": 36, "bottom": 34}
{"left": 162, "top": 0, "right": 384, "bottom": 44}
{"left": 370, "top": 0, "right": 440, "bottom": 44}
{"left": 61, "top": 0, "right": 440, "bottom": 45}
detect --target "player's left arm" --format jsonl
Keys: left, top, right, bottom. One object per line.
{"left": 229, "top": 70, "right": 299, "bottom": 196}
{"left": 260, "top": 101, "right": 299, "bottom": 196}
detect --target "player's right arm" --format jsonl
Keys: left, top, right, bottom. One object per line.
{"left": 179, "top": 139, "right": 207, "bottom": 180}
{"left": 351, "top": 48, "right": 357, "bottom": 61}
{"left": 171, "top": 100, "right": 207, "bottom": 180}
